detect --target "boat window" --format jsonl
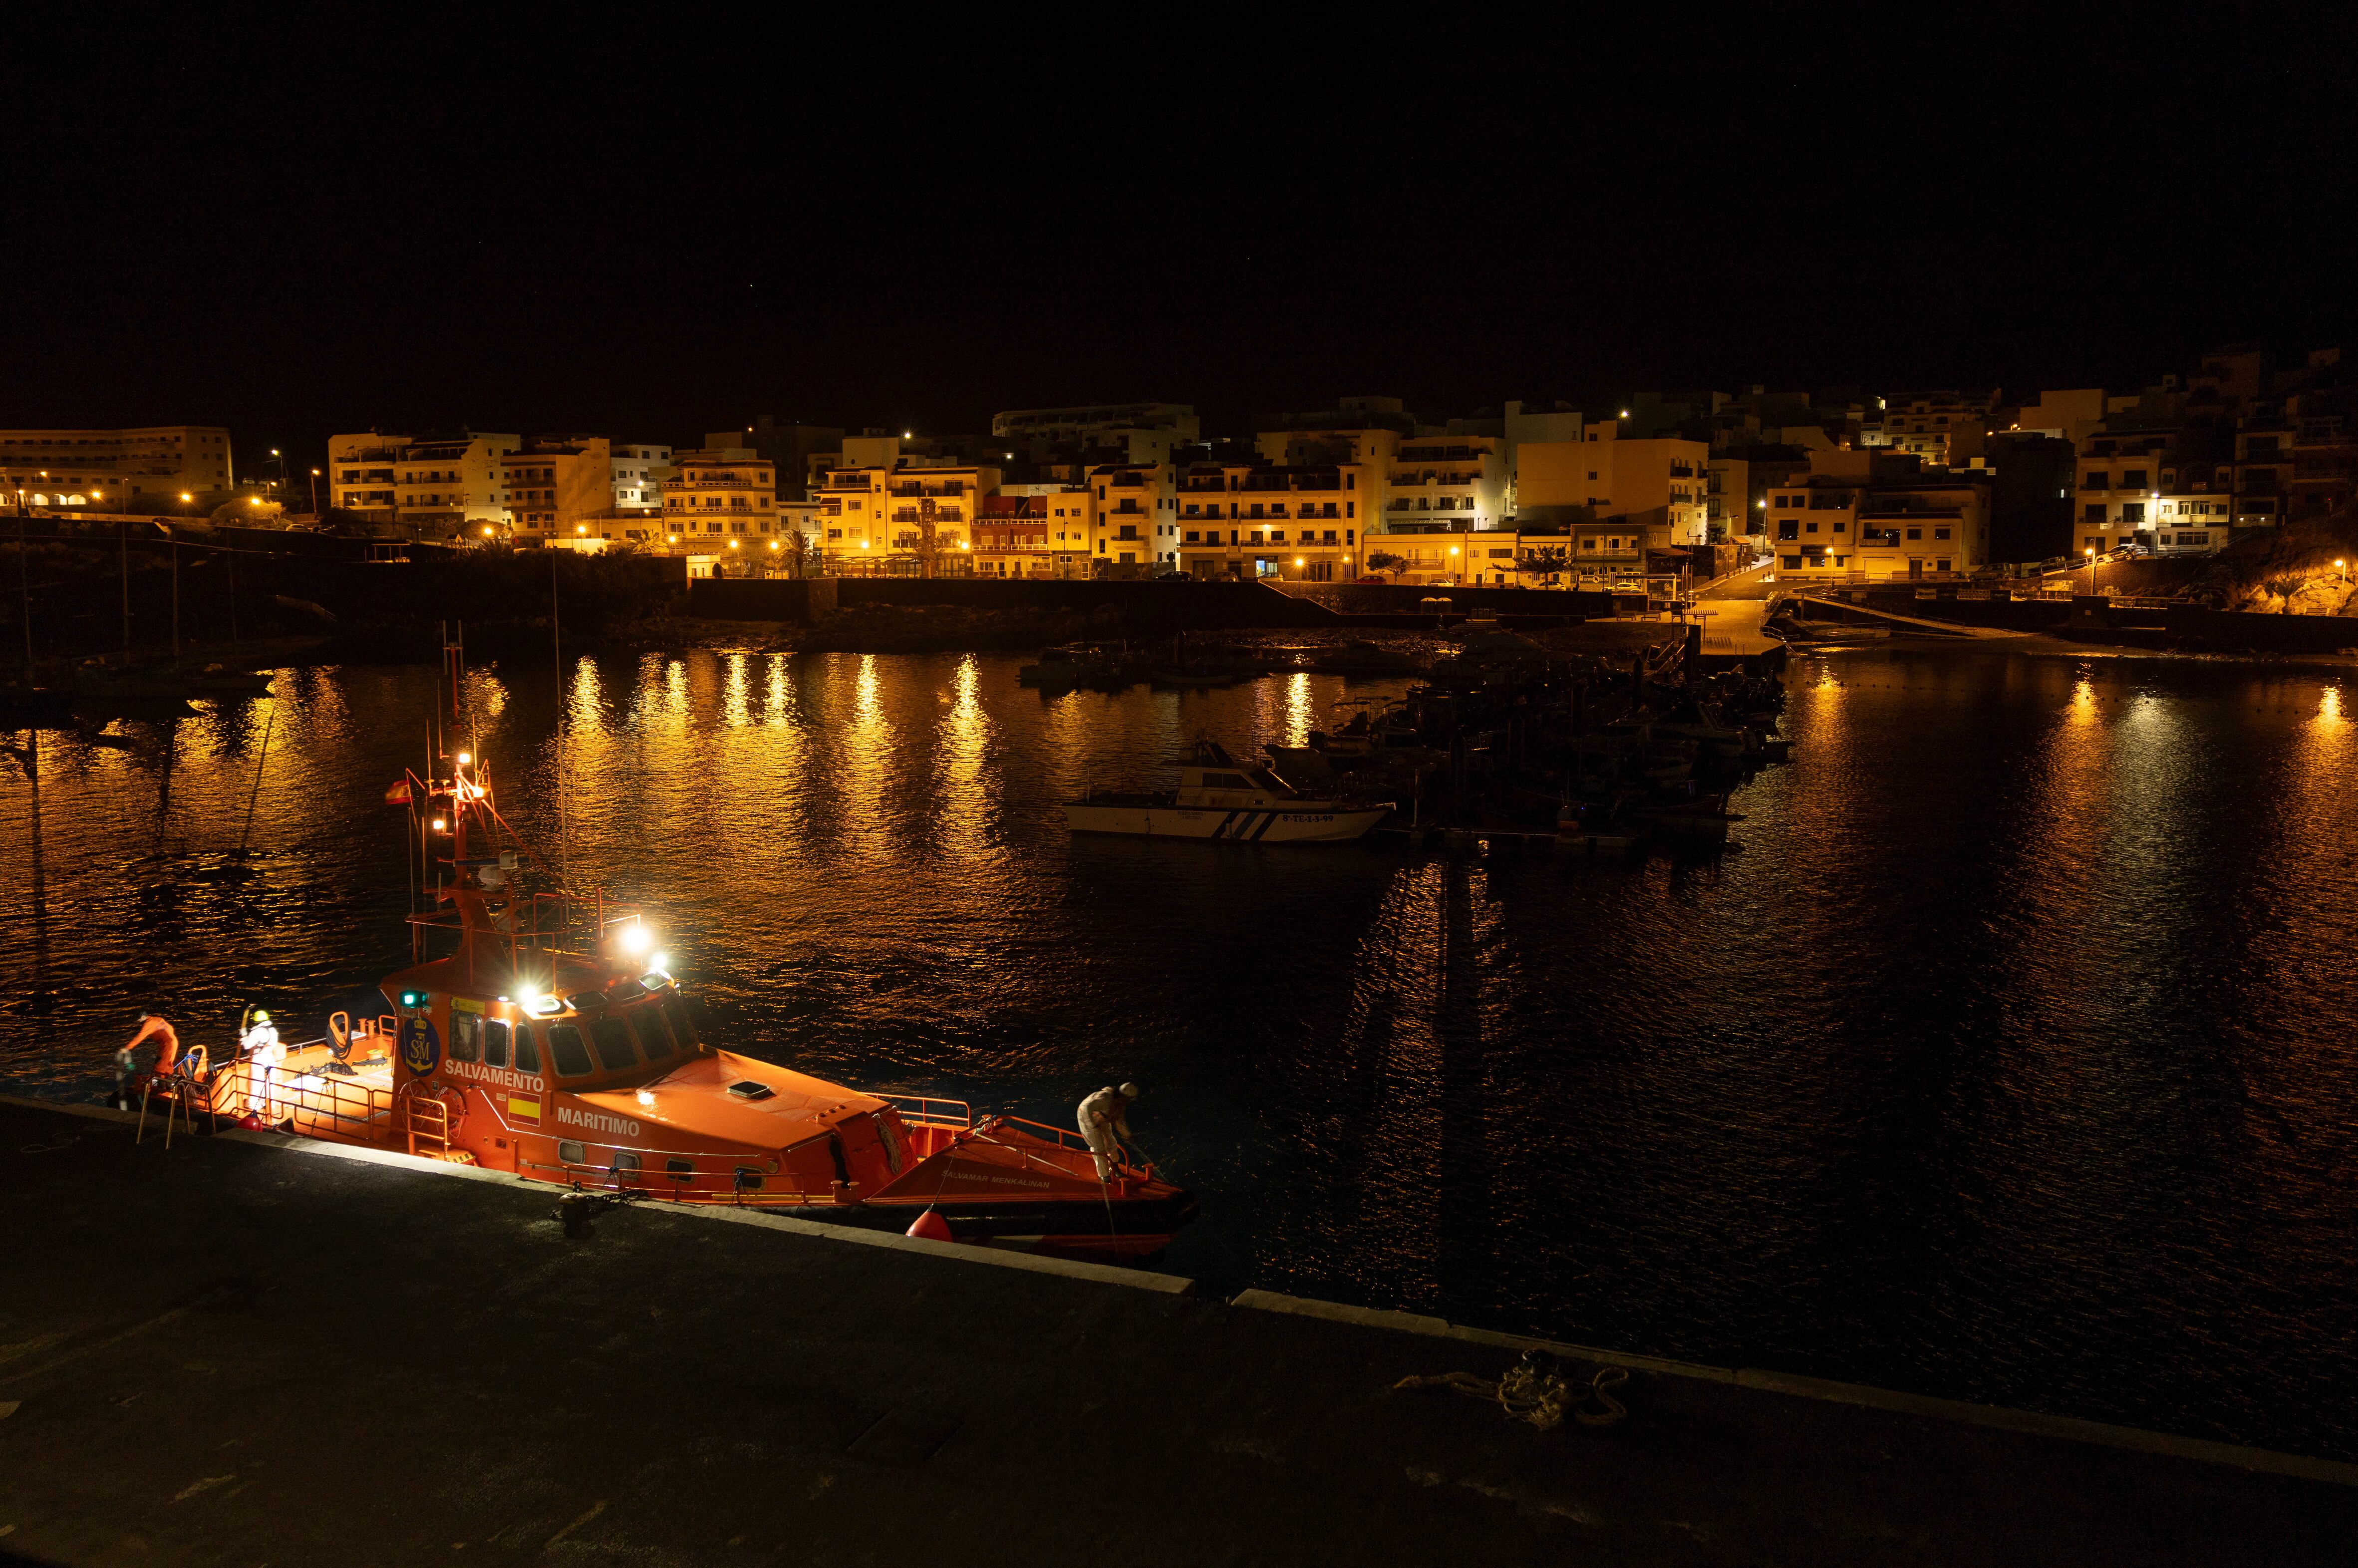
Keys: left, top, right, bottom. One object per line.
{"left": 605, "top": 979, "right": 648, "bottom": 1003}
{"left": 589, "top": 1018, "right": 639, "bottom": 1071}
{"left": 661, "top": 994, "right": 699, "bottom": 1048}
{"left": 633, "top": 1006, "right": 676, "bottom": 1059}
{"left": 545, "top": 1025, "right": 593, "bottom": 1078}
{"left": 449, "top": 1011, "right": 481, "bottom": 1063}
{"left": 732, "top": 1166, "right": 765, "bottom": 1191}
{"left": 483, "top": 1020, "right": 509, "bottom": 1069}
{"left": 513, "top": 1025, "right": 541, "bottom": 1075}
{"left": 664, "top": 1157, "right": 694, "bottom": 1175}
{"left": 876, "top": 1113, "right": 905, "bottom": 1175}
{"left": 558, "top": 1140, "right": 586, "bottom": 1164}
{"left": 566, "top": 991, "right": 608, "bottom": 1012}
{"left": 609, "top": 1151, "right": 641, "bottom": 1175}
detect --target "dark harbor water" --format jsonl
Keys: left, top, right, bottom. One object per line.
{"left": 5, "top": 648, "right": 2356, "bottom": 1459}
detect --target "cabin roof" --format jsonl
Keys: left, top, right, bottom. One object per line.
{"left": 578, "top": 1049, "right": 887, "bottom": 1149}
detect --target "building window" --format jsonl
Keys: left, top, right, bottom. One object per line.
{"left": 1933, "top": 527, "right": 1951, "bottom": 540}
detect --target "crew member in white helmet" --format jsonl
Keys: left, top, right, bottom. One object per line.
{"left": 242, "top": 1009, "right": 285, "bottom": 1120}
{"left": 1076, "top": 1082, "right": 1140, "bottom": 1182}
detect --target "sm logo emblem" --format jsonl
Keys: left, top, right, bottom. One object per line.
{"left": 399, "top": 1016, "right": 442, "bottom": 1077}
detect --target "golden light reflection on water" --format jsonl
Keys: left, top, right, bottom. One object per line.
{"left": 764, "top": 653, "right": 791, "bottom": 729}
{"left": 1283, "top": 672, "right": 1315, "bottom": 747}
{"left": 723, "top": 652, "right": 751, "bottom": 728}
{"left": 12, "top": 651, "right": 2358, "bottom": 1459}
{"left": 934, "top": 654, "right": 995, "bottom": 863}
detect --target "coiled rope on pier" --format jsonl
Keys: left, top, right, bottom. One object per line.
{"left": 1393, "top": 1350, "right": 1629, "bottom": 1432}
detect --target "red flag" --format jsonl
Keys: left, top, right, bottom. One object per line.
{"left": 383, "top": 779, "right": 412, "bottom": 805}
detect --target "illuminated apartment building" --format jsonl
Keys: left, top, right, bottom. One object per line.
{"left": 0, "top": 425, "right": 233, "bottom": 506}
{"left": 2074, "top": 430, "right": 2233, "bottom": 556}
{"left": 1085, "top": 461, "right": 1177, "bottom": 573}
{"left": 974, "top": 495, "right": 1056, "bottom": 578}
{"left": 660, "top": 450, "right": 778, "bottom": 555}
{"left": 1176, "top": 459, "right": 1367, "bottom": 581}
{"left": 1862, "top": 391, "right": 1996, "bottom": 468}
{"left": 1384, "top": 434, "right": 1506, "bottom": 531}
{"left": 496, "top": 438, "right": 617, "bottom": 545}
{"left": 808, "top": 460, "right": 1001, "bottom": 573}
{"left": 611, "top": 443, "right": 672, "bottom": 515}
{"left": 326, "top": 430, "right": 519, "bottom": 532}
{"left": 1515, "top": 429, "right": 1711, "bottom": 545}
{"left": 1765, "top": 450, "right": 1991, "bottom": 580}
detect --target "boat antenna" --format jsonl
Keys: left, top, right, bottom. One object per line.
{"left": 552, "top": 549, "right": 569, "bottom": 893}
{"left": 18, "top": 509, "right": 32, "bottom": 684}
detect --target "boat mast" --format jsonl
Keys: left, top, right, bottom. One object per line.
{"left": 17, "top": 511, "right": 31, "bottom": 683}
{"left": 551, "top": 550, "right": 569, "bottom": 898}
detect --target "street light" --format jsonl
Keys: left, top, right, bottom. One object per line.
{"left": 309, "top": 468, "right": 320, "bottom": 515}
{"left": 2084, "top": 544, "right": 2096, "bottom": 593}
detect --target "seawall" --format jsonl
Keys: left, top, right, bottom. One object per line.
{"left": 2, "top": 1095, "right": 2351, "bottom": 1566}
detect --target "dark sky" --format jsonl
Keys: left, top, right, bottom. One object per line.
{"left": 5, "top": 8, "right": 2354, "bottom": 469}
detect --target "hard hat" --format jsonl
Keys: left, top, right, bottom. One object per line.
{"left": 253, "top": 1010, "right": 272, "bottom": 1024}
{"left": 1118, "top": 1081, "right": 1140, "bottom": 1098}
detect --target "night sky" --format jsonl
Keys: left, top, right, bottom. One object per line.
{"left": 5, "top": 10, "right": 2354, "bottom": 461}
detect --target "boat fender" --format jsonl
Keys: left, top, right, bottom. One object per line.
{"left": 905, "top": 1208, "right": 954, "bottom": 1243}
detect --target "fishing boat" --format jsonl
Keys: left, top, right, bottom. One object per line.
{"left": 1064, "top": 740, "right": 1394, "bottom": 843}
{"left": 137, "top": 643, "right": 1195, "bottom": 1262}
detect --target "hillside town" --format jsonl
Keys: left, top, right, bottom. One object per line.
{"left": 4, "top": 342, "right": 2350, "bottom": 591}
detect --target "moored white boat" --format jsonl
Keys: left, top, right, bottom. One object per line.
{"left": 1065, "top": 741, "right": 1393, "bottom": 843}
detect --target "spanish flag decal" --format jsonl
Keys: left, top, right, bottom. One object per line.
{"left": 508, "top": 1094, "right": 542, "bottom": 1126}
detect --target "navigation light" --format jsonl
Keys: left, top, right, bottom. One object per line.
{"left": 618, "top": 924, "right": 652, "bottom": 956}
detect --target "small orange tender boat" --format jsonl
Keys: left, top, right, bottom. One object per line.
{"left": 167, "top": 662, "right": 1194, "bottom": 1262}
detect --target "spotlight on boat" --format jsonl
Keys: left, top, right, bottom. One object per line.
{"left": 430, "top": 817, "right": 448, "bottom": 831}
{"left": 618, "top": 924, "right": 652, "bottom": 956}
{"left": 523, "top": 995, "right": 562, "bottom": 1018}
{"left": 457, "top": 751, "right": 471, "bottom": 765}
{"left": 636, "top": 1089, "right": 655, "bottom": 1108}
{"left": 650, "top": 952, "right": 670, "bottom": 972}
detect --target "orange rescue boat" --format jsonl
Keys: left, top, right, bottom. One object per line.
{"left": 164, "top": 664, "right": 1193, "bottom": 1262}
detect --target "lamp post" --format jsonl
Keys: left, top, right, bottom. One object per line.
{"left": 2085, "top": 545, "right": 2096, "bottom": 593}
{"left": 309, "top": 468, "right": 320, "bottom": 516}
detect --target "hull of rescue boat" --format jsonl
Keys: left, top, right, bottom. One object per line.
{"left": 815, "top": 1187, "right": 1200, "bottom": 1261}
{"left": 1064, "top": 802, "right": 1391, "bottom": 842}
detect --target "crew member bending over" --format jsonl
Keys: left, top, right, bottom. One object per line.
{"left": 116, "top": 1014, "right": 181, "bottom": 1108}
{"left": 1076, "top": 1082, "right": 1141, "bottom": 1182}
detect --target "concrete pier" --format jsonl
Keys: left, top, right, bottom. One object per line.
{"left": 2, "top": 1097, "right": 2352, "bottom": 1566}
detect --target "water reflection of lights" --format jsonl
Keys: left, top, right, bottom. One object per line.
{"left": 764, "top": 653, "right": 790, "bottom": 728}
{"left": 1283, "top": 672, "right": 1315, "bottom": 746}
{"left": 2319, "top": 685, "right": 2345, "bottom": 726}
{"left": 723, "top": 652, "right": 750, "bottom": 728}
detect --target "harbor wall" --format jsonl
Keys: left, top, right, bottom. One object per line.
{"left": 1268, "top": 580, "right": 1620, "bottom": 618}
{"left": 2165, "top": 604, "right": 2358, "bottom": 653}
{"left": 687, "top": 576, "right": 1339, "bottom": 629}
{"left": 3, "top": 1093, "right": 2353, "bottom": 1568}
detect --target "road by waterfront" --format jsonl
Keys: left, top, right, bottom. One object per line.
{"left": 3, "top": 645, "right": 2355, "bottom": 1460}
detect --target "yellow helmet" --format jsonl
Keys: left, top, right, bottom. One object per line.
{"left": 252, "top": 1010, "right": 272, "bottom": 1025}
